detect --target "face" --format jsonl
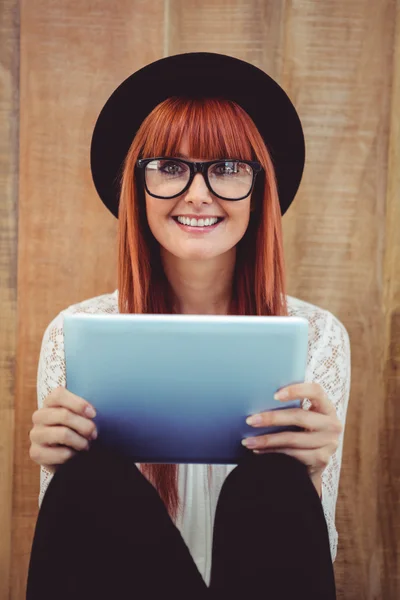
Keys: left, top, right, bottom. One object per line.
{"left": 143, "top": 135, "right": 252, "bottom": 262}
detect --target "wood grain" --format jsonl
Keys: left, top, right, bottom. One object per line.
{"left": 380, "top": 0, "right": 400, "bottom": 595}
{"left": 0, "top": 0, "right": 19, "bottom": 598}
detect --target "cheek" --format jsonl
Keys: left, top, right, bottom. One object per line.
{"left": 227, "top": 202, "right": 251, "bottom": 237}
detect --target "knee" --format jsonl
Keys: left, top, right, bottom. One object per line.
{"left": 224, "top": 452, "right": 309, "bottom": 496}
{"left": 242, "top": 449, "right": 307, "bottom": 474}
{"left": 254, "top": 451, "right": 307, "bottom": 474}
{"left": 52, "top": 441, "right": 135, "bottom": 492}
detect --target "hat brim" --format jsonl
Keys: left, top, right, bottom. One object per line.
{"left": 90, "top": 52, "right": 305, "bottom": 218}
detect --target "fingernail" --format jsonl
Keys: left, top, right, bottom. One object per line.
{"left": 246, "top": 415, "right": 262, "bottom": 426}
{"left": 274, "top": 390, "right": 288, "bottom": 400}
{"left": 242, "top": 438, "right": 258, "bottom": 448}
{"left": 85, "top": 406, "right": 96, "bottom": 418}
{"left": 91, "top": 429, "right": 98, "bottom": 440}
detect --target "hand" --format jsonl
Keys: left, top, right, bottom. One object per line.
{"left": 29, "top": 386, "right": 98, "bottom": 472}
{"left": 242, "top": 382, "right": 343, "bottom": 491}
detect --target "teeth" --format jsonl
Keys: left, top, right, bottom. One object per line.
{"left": 176, "top": 216, "right": 219, "bottom": 227}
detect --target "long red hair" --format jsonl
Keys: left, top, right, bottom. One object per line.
{"left": 117, "top": 97, "right": 289, "bottom": 520}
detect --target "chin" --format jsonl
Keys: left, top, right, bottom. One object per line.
{"left": 175, "top": 248, "right": 223, "bottom": 261}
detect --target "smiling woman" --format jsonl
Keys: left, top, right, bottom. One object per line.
{"left": 118, "top": 96, "right": 286, "bottom": 315}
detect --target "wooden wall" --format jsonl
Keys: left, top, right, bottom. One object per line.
{"left": 0, "top": 0, "right": 18, "bottom": 598}
{"left": 0, "top": 0, "right": 398, "bottom": 598}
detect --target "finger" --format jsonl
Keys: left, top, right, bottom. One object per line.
{"left": 246, "top": 407, "right": 334, "bottom": 432}
{"left": 30, "top": 444, "right": 76, "bottom": 466}
{"left": 30, "top": 424, "right": 90, "bottom": 452}
{"left": 275, "top": 383, "right": 335, "bottom": 416}
{"left": 44, "top": 387, "right": 96, "bottom": 418}
{"left": 32, "top": 407, "right": 97, "bottom": 440}
{"left": 242, "top": 430, "right": 337, "bottom": 450}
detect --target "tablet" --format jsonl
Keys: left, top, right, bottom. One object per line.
{"left": 63, "top": 313, "right": 309, "bottom": 464}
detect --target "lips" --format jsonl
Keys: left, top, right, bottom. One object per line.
{"left": 172, "top": 215, "right": 224, "bottom": 231}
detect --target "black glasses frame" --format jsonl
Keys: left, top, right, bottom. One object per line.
{"left": 135, "top": 157, "right": 263, "bottom": 201}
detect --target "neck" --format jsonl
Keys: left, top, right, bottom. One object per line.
{"left": 161, "top": 249, "right": 236, "bottom": 315}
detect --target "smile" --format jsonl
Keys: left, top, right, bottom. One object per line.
{"left": 176, "top": 216, "right": 223, "bottom": 227}
{"left": 172, "top": 216, "right": 224, "bottom": 231}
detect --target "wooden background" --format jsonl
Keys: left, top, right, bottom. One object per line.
{"left": 0, "top": 0, "right": 399, "bottom": 598}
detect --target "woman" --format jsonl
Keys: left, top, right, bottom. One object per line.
{"left": 27, "top": 53, "right": 351, "bottom": 600}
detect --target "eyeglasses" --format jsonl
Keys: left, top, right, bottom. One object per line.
{"left": 136, "top": 157, "right": 263, "bottom": 201}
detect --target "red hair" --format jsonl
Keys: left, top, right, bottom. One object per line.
{"left": 117, "top": 97, "right": 289, "bottom": 520}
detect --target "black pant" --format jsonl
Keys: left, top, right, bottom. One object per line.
{"left": 26, "top": 443, "right": 336, "bottom": 599}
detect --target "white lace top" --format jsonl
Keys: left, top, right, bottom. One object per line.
{"left": 37, "top": 289, "right": 351, "bottom": 585}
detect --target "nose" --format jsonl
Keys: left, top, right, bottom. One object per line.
{"left": 183, "top": 173, "right": 213, "bottom": 206}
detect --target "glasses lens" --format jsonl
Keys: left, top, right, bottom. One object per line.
{"left": 145, "top": 159, "right": 190, "bottom": 198}
{"left": 208, "top": 161, "right": 253, "bottom": 199}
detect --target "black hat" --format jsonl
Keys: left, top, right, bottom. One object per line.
{"left": 90, "top": 52, "right": 305, "bottom": 219}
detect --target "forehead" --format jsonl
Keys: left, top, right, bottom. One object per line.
{"left": 175, "top": 134, "right": 197, "bottom": 160}
{"left": 174, "top": 134, "right": 222, "bottom": 161}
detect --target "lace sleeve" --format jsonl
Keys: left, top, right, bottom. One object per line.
{"left": 306, "top": 311, "right": 351, "bottom": 562}
{"left": 36, "top": 312, "right": 67, "bottom": 507}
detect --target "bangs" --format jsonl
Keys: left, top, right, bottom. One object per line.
{"left": 139, "top": 96, "right": 257, "bottom": 161}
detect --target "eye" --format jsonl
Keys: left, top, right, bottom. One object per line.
{"left": 213, "top": 162, "right": 253, "bottom": 178}
{"left": 217, "top": 162, "right": 234, "bottom": 174}
{"left": 159, "top": 160, "right": 186, "bottom": 175}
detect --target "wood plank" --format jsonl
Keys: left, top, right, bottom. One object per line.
{"left": 168, "top": 0, "right": 285, "bottom": 74}
{"left": 0, "top": 0, "right": 19, "bottom": 598}
{"left": 380, "top": 1, "right": 400, "bottom": 596}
